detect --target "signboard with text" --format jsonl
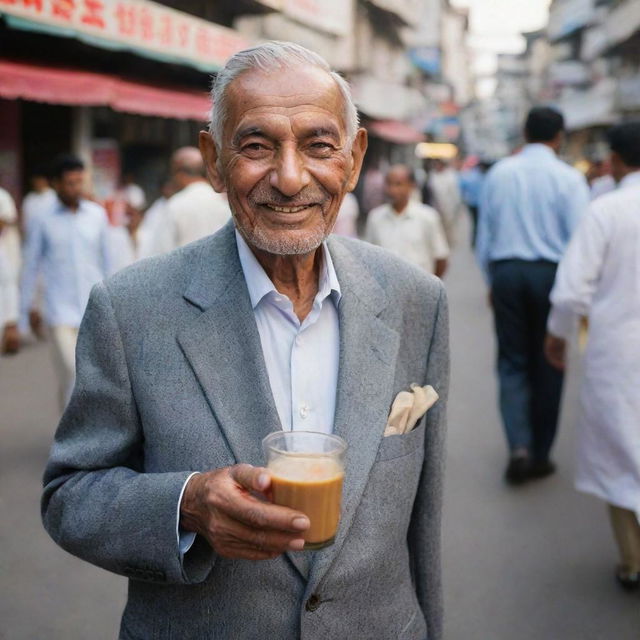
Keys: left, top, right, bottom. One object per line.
{"left": 0, "top": 0, "right": 250, "bottom": 71}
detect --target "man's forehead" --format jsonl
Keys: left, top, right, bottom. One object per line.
{"left": 224, "top": 66, "right": 344, "bottom": 127}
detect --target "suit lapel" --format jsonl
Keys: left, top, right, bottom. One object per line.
{"left": 306, "top": 238, "right": 400, "bottom": 593}
{"left": 176, "top": 223, "right": 311, "bottom": 579}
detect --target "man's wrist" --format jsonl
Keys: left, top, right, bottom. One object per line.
{"left": 179, "top": 472, "right": 204, "bottom": 535}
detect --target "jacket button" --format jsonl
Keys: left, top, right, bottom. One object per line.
{"left": 305, "top": 594, "right": 321, "bottom": 612}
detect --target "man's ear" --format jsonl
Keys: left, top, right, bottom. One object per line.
{"left": 199, "top": 130, "right": 226, "bottom": 193}
{"left": 345, "top": 128, "right": 368, "bottom": 192}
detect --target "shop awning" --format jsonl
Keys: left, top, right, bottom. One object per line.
{"left": 366, "top": 119, "right": 426, "bottom": 145}
{"left": 0, "top": 60, "right": 211, "bottom": 121}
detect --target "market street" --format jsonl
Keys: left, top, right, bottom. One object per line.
{"left": 1, "top": 225, "right": 638, "bottom": 639}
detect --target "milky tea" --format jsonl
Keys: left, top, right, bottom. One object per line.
{"left": 263, "top": 432, "right": 347, "bottom": 550}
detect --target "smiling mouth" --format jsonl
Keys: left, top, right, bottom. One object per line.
{"left": 263, "top": 204, "right": 315, "bottom": 213}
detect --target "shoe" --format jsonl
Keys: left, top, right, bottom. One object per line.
{"left": 616, "top": 567, "right": 640, "bottom": 592}
{"left": 528, "top": 459, "right": 556, "bottom": 480}
{"left": 505, "top": 455, "right": 531, "bottom": 485}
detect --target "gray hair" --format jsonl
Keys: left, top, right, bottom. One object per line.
{"left": 208, "top": 41, "right": 359, "bottom": 150}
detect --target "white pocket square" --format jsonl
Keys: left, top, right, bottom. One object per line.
{"left": 384, "top": 384, "right": 439, "bottom": 436}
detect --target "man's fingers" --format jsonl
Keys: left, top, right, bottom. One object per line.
{"left": 231, "top": 463, "right": 270, "bottom": 492}
{"left": 227, "top": 465, "right": 310, "bottom": 533}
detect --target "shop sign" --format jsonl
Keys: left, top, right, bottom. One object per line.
{"left": 408, "top": 46, "right": 440, "bottom": 75}
{"left": 0, "top": 0, "right": 250, "bottom": 71}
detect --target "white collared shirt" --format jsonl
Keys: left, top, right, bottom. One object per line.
{"left": 365, "top": 200, "right": 449, "bottom": 273}
{"left": 235, "top": 230, "right": 341, "bottom": 433}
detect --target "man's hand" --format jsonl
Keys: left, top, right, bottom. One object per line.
{"left": 179, "top": 464, "right": 309, "bottom": 561}
{"left": 1, "top": 323, "right": 20, "bottom": 354}
{"left": 29, "top": 309, "right": 45, "bottom": 340}
{"left": 544, "top": 333, "right": 567, "bottom": 371}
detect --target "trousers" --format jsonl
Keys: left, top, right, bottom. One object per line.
{"left": 490, "top": 259, "right": 564, "bottom": 461}
{"left": 50, "top": 325, "right": 79, "bottom": 412}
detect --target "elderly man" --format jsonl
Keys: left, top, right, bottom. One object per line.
{"left": 42, "top": 42, "right": 449, "bottom": 640}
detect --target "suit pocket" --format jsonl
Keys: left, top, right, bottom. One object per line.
{"left": 376, "top": 420, "right": 426, "bottom": 462}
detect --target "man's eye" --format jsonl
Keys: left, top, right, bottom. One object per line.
{"left": 243, "top": 143, "right": 266, "bottom": 152}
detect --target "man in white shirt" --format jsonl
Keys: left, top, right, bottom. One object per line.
{"left": 20, "top": 154, "right": 111, "bottom": 410}
{"left": 545, "top": 121, "right": 640, "bottom": 591}
{"left": 21, "top": 168, "right": 56, "bottom": 232}
{"left": 0, "top": 187, "right": 20, "bottom": 354}
{"left": 165, "top": 146, "right": 231, "bottom": 248}
{"left": 428, "top": 159, "right": 464, "bottom": 247}
{"left": 365, "top": 164, "right": 449, "bottom": 277}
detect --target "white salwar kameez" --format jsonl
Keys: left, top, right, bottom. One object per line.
{"left": 548, "top": 171, "right": 640, "bottom": 520}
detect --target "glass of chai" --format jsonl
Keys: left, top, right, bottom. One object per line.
{"left": 262, "top": 431, "right": 347, "bottom": 550}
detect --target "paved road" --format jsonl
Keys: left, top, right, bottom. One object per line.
{"left": 1, "top": 223, "right": 638, "bottom": 639}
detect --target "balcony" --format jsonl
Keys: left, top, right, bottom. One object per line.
{"left": 604, "top": 0, "right": 640, "bottom": 49}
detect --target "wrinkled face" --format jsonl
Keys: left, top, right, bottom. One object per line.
{"left": 200, "top": 66, "right": 367, "bottom": 256}
{"left": 385, "top": 168, "right": 414, "bottom": 209}
{"left": 53, "top": 169, "right": 84, "bottom": 208}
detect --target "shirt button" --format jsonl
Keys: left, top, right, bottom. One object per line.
{"left": 299, "top": 405, "right": 309, "bottom": 419}
{"left": 305, "top": 594, "right": 321, "bottom": 612}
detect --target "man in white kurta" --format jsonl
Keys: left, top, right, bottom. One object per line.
{"left": 545, "top": 121, "right": 640, "bottom": 590}
{"left": 366, "top": 165, "right": 449, "bottom": 277}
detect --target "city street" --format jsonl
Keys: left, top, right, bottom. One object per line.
{"left": 1, "top": 224, "right": 638, "bottom": 639}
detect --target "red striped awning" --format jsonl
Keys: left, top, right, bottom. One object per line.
{"left": 0, "top": 59, "right": 211, "bottom": 121}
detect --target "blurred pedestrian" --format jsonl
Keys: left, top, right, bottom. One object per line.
{"left": 588, "top": 158, "right": 616, "bottom": 201}
{"left": 459, "top": 157, "right": 489, "bottom": 247}
{"left": 20, "top": 154, "right": 111, "bottom": 410}
{"left": 21, "top": 166, "right": 56, "bottom": 234}
{"left": 545, "top": 122, "right": 640, "bottom": 591}
{"left": 366, "top": 164, "right": 449, "bottom": 277}
{"left": 476, "top": 106, "right": 590, "bottom": 484}
{"left": 0, "top": 187, "right": 20, "bottom": 354}
{"left": 332, "top": 191, "right": 359, "bottom": 237}
{"left": 165, "top": 146, "right": 230, "bottom": 248}
{"left": 135, "top": 177, "right": 176, "bottom": 259}
{"left": 428, "top": 158, "right": 463, "bottom": 247}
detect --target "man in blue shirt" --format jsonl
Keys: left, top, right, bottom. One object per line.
{"left": 20, "top": 154, "right": 111, "bottom": 410}
{"left": 476, "top": 107, "right": 589, "bottom": 484}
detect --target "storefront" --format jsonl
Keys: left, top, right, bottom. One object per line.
{"left": 0, "top": 0, "right": 251, "bottom": 210}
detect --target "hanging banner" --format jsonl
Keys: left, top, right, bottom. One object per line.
{"left": 0, "top": 0, "right": 250, "bottom": 71}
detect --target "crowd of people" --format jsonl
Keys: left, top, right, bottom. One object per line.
{"left": 0, "top": 41, "right": 638, "bottom": 638}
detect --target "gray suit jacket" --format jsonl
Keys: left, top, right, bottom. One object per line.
{"left": 42, "top": 221, "right": 449, "bottom": 640}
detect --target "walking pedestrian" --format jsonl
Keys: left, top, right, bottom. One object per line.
{"left": 476, "top": 107, "right": 590, "bottom": 484}
{"left": 366, "top": 164, "right": 449, "bottom": 277}
{"left": 545, "top": 121, "right": 640, "bottom": 591}
{"left": 429, "top": 158, "right": 463, "bottom": 247}
{"left": 20, "top": 154, "right": 111, "bottom": 410}
{"left": 21, "top": 166, "right": 56, "bottom": 234}
{"left": 165, "top": 146, "right": 231, "bottom": 248}
{"left": 0, "top": 187, "right": 20, "bottom": 354}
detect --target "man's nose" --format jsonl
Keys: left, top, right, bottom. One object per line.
{"left": 270, "top": 145, "right": 310, "bottom": 197}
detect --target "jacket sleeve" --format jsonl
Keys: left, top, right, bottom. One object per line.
{"left": 41, "top": 281, "right": 216, "bottom": 585}
{"left": 408, "top": 282, "right": 449, "bottom": 640}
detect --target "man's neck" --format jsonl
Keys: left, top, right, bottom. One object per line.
{"left": 252, "top": 245, "right": 322, "bottom": 322}
{"left": 392, "top": 200, "right": 409, "bottom": 214}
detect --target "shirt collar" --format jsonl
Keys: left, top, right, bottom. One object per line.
{"left": 235, "top": 229, "right": 341, "bottom": 310}
{"left": 619, "top": 170, "right": 640, "bottom": 190}
{"left": 384, "top": 201, "right": 414, "bottom": 219}
{"left": 54, "top": 197, "right": 89, "bottom": 215}
{"left": 521, "top": 143, "right": 556, "bottom": 158}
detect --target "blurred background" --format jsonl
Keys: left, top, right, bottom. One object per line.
{"left": 1, "top": 1, "right": 640, "bottom": 639}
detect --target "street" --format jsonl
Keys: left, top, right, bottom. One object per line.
{"left": 1, "top": 223, "right": 638, "bottom": 639}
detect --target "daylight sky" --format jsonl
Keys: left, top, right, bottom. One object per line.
{"left": 450, "top": 0, "right": 552, "bottom": 96}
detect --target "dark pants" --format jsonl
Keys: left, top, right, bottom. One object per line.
{"left": 468, "top": 205, "right": 478, "bottom": 248}
{"left": 490, "top": 259, "right": 564, "bottom": 462}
